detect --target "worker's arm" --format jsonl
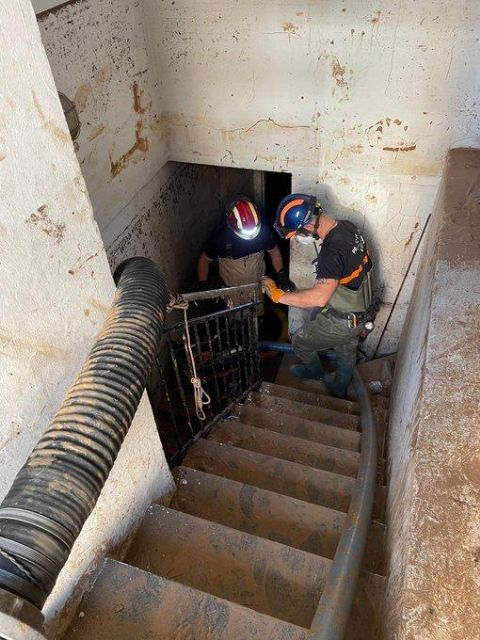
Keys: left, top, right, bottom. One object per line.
{"left": 262, "top": 277, "right": 338, "bottom": 308}
{"left": 197, "top": 252, "right": 213, "bottom": 283}
{"left": 267, "top": 245, "right": 296, "bottom": 291}
{"left": 267, "top": 245, "right": 284, "bottom": 272}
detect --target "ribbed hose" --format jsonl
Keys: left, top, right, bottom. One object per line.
{"left": 0, "top": 258, "right": 168, "bottom": 609}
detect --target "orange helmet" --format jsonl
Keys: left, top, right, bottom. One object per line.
{"left": 226, "top": 198, "right": 261, "bottom": 240}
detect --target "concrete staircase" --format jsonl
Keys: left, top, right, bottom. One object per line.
{"left": 65, "top": 358, "right": 390, "bottom": 640}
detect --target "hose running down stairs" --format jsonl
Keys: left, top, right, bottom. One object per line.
{"left": 0, "top": 258, "right": 168, "bottom": 628}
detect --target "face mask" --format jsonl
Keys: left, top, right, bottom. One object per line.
{"left": 296, "top": 234, "right": 316, "bottom": 245}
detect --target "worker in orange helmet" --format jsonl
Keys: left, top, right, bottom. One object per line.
{"left": 197, "top": 197, "right": 295, "bottom": 309}
{"left": 262, "top": 194, "right": 375, "bottom": 398}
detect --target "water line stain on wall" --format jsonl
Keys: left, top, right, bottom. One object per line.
{"left": 110, "top": 82, "right": 149, "bottom": 179}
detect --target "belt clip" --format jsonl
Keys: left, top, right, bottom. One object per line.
{"left": 348, "top": 313, "right": 358, "bottom": 329}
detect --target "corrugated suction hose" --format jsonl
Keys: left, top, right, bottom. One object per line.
{"left": 0, "top": 257, "right": 168, "bottom": 609}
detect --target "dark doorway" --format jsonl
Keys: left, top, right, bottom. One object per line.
{"left": 264, "top": 171, "right": 292, "bottom": 271}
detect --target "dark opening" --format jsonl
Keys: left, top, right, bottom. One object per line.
{"left": 264, "top": 171, "right": 293, "bottom": 274}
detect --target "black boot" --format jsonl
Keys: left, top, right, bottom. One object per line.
{"left": 290, "top": 359, "right": 326, "bottom": 380}
{"left": 324, "top": 359, "right": 354, "bottom": 398}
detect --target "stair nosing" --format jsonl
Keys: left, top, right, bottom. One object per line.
{"left": 212, "top": 420, "right": 361, "bottom": 469}
{"left": 99, "top": 556, "right": 310, "bottom": 633}
{"left": 182, "top": 437, "right": 356, "bottom": 511}
{"left": 247, "top": 391, "right": 361, "bottom": 427}
{"left": 223, "top": 412, "right": 361, "bottom": 452}
{"left": 172, "top": 466, "right": 386, "bottom": 532}
{"left": 260, "top": 381, "right": 361, "bottom": 413}
{"left": 234, "top": 405, "right": 361, "bottom": 439}
{"left": 172, "top": 465, "right": 349, "bottom": 519}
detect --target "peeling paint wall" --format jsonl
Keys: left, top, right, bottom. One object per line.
{"left": 37, "top": 0, "right": 169, "bottom": 253}
{"left": 386, "top": 149, "right": 480, "bottom": 639}
{"left": 0, "top": 1, "right": 173, "bottom": 635}
{"left": 142, "top": 0, "right": 480, "bottom": 353}
{"left": 37, "top": 1, "right": 255, "bottom": 294}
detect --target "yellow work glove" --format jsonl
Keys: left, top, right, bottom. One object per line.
{"left": 261, "top": 276, "right": 285, "bottom": 303}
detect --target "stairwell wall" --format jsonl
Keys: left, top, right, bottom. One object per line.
{"left": 386, "top": 148, "right": 480, "bottom": 639}
{"left": 140, "top": 0, "right": 480, "bottom": 354}
{"left": 36, "top": 1, "right": 256, "bottom": 296}
{"left": 0, "top": 2, "right": 174, "bottom": 637}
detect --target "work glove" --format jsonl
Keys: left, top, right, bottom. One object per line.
{"left": 276, "top": 269, "right": 296, "bottom": 292}
{"left": 261, "top": 276, "right": 285, "bottom": 303}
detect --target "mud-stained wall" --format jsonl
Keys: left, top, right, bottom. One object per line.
{"left": 142, "top": 0, "right": 480, "bottom": 353}
{"left": 0, "top": 1, "right": 173, "bottom": 636}
{"left": 386, "top": 149, "right": 480, "bottom": 639}
{"left": 107, "top": 162, "right": 255, "bottom": 291}
{"left": 37, "top": 0, "right": 169, "bottom": 253}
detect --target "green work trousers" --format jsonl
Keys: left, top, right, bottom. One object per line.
{"left": 291, "top": 310, "right": 364, "bottom": 369}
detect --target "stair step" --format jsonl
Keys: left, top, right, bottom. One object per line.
{"left": 66, "top": 557, "right": 307, "bottom": 639}
{"left": 235, "top": 404, "right": 361, "bottom": 452}
{"left": 245, "top": 392, "right": 360, "bottom": 430}
{"left": 125, "top": 504, "right": 329, "bottom": 628}
{"left": 182, "top": 438, "right": 387, "bottom": 522}
{"left": 260, "top": 381, "right": 360, "bottom": 415}
{"left": 345, "top": 570, "right": 386, "bottom": 640}
{"left": 209, "top": 421, "right": 360, "bottom": 477}
{"left": 170, "top": 467, "right": 386, "bottom": 575}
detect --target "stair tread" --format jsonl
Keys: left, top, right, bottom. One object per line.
{"left": 260, "top": 381, "right": 361, "bottom": 415}
{"left": 65, "top": 558, "right": 307, "bottom": 640}
{"left": 125, "top": 504, "right": 329, "bottom": 628}
{"left": 170, "top": 467, "right": 386, "bottom": 575}
{"left": 125, "top": 504, "right": 385, "bottom": 632}
{"left": 234, "top": 404, "right": 361, "bottom": 451}
{"left": 245, "top": 392, "right": 360, "bottom": 430}
{"left": 182, "top": 438, "right": 387, "bottom": 522}
{"left": 209, "top": 421, "right": 360, "bottom": 477}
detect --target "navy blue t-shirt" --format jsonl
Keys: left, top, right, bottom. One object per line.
{"left": 204, "top": 224, "right": 276, "bottom": 260}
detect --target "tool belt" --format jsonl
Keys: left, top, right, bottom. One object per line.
{"left": 320, "top": 299, "right": 379, "bottom": 328}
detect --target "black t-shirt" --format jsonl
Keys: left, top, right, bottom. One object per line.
{"left": 204, "top": 223, "right": 276, "bottom": 260}
{"left": 315, "top": 220, "right": 371, "bottom": 290}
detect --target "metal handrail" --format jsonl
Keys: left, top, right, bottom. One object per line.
{"left": 151, "top": 286, "right": 261, "bottom": 466}
{"left": 181, "top": 282, "right": 259, "bottom": 302}
{"left": 309, "top": 368, "right": 378, "bottom": 640}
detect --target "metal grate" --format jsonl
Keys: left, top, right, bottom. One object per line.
{"left": 148, "top": 286, "right": 260, "bottom": 466}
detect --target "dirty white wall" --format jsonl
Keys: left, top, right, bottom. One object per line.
{"left": 37, "top": 0, "right": 169, "bottom": 255}
{"left": 386, "top": 149, "right": 480, "bottom": 639}
{"left": 141, "top": 0, "right": 480, "bottom": 353}
{"left": 36, "top": 1, "right": 255, "bottom": 293}
{"left": 0, "top": 0, "right": 173, "bottom": 635}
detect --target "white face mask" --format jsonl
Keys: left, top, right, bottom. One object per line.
{"left": 295, "top": 234, "right": 316, "bottom": 245}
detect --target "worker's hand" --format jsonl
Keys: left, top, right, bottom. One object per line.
{"left": 276, "top": 269, "right": 296, "bottom": 292}
{"left": 261, "top": 276, "right": 285, "bottom": 303}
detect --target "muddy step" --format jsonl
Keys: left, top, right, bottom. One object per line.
{"left": 66, "top": 558, "right": 307, "bottom": 640}
{"left": 182, "top": 438, "right": 387, "bottom": 522}
{"left": 170, "top": 467, "right": 386, "bottom": 574}
{"left": 233, "top": 404, "right": 361, "bottom": 452}
{"left": 209, "top": 421, "right": 360, "bottom": 478}
{"left": 245, "top": 392, "right": 360, "bottom": 430}
{"left": 260, "top": 381, "right": 360, "bottom": 415}
{"left": 125, "top": 504, "right": 329, "bottom": 628}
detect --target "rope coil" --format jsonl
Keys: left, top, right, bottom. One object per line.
{"left": 169, "top": 295, "right": 211, "bottom": 421}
